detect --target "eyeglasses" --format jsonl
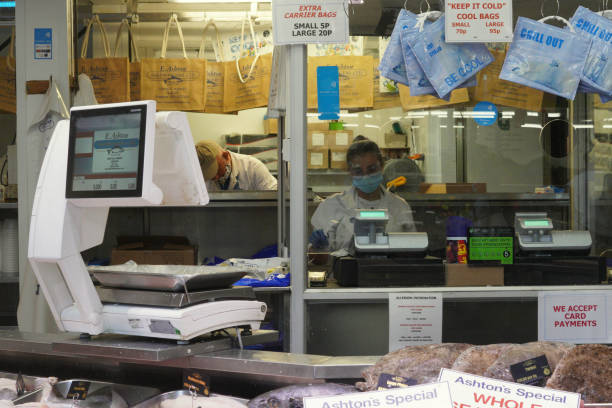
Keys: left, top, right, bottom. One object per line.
{"left": 349, "top": 163, "right": 382, "bottom": 177}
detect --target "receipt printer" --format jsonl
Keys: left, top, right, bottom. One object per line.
{"left": 514, "top": 212, "right": 592, "bottom": 255}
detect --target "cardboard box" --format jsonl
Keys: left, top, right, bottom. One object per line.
{"left": 445, "top": 264, "right": 504, "bottom": 286}
{"left": 383, "top": 132, "right": 407, "bottom": 148}
{"left": 329, "top": 147, "right": 348, "bottom": 170}
{"left": 111, "top": 236, "right": 197, "bottom": 265}
{"left": 308, "top": 122, "right": 330, "bottom": 131}
{"left": 308, "top": 130, "right": 329, "bottom": 148}
{"left": 308, "top": 148, "right": 329, "bottom": 169}
{"left": 328, "top": 130, "right": 353, "bottom": 148}
{"left": 419, "top": 183, "right": 487, "bottom": 194}
{"left": 263, "top": 118, "right": 278, "bottom": 134}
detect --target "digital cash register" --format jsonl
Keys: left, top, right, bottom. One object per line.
{"left": 504, "top": 212, "right": 605, "bottom": 285}
{"left": 28, "top": 101, "right": 266, "bottom": 341}
{"left": 334, "top": 209, "right": 444, "bottom": 287}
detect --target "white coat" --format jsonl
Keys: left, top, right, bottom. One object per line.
{"left": 206, "top": 151, "right": 277, "bottom": 191}
{"left": 311, "top": 186, "right": 416, "bottom": 254}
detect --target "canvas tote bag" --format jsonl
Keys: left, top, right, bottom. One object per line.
{"left": 141, "top": 14, "right": 207, "bottom": 111}
{"left": 79, "top": 15, "right": 130, "bottom": 103}
{"left": 113, "top": 18, "right": 142, "bottom": 102}
{"left": 0, "top": 28, "right": 16, "bottom": 113}
{"left": 223, "top": 17, "right": 272, "bottom": 112}
{"left": 198, "top": 21, "right": 226, "bottom": 113}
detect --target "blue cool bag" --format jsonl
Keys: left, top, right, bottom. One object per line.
{"left": 400, "top": 13, "right": 436, "bottom": 96}
{"left": 571, "top": 6, "right": 612, "bottom": 99}
{"left": 500, "top": 16, "right": 592, "bottom": 100}
{"left": 406, "top": 15, "right": 493, "bottom": 98}
{"left": 379, "top": 9, "right": 416, "bottom": 86}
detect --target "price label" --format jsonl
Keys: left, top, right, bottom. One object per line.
{"left": 510, "top": 355, "right": 553, "bottom": 387}
{"left": 66, "top": 381, "right": 91, "bottom": 400}
{"left": 183, "top": 370, "right": 210, "bottom": 397}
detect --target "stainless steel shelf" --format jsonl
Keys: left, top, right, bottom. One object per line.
{"left": 304, "top": 285, "right": 612, "bottom": 301}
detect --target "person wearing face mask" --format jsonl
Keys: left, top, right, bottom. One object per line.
{"left": 196, "top": 140, "right": 278, "bottom": 191}
{"left": 310, "top": 137, "right": 416, "bottom": 254}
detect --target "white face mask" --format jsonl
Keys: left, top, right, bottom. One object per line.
{"left": 217, "top": 163, "right": 232, "bottom": 186}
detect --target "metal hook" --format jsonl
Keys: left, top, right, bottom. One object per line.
{"left": 540, "top": 0, "right": 560, "bottom": 18}
{"left": 404, "top": 0, "right": 409, "bottom": 10}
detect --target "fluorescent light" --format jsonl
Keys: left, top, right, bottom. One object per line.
{"left": 364, "top": 114, "right": 373, "bottom": 118}
{"left": 411, "top": 125, "right": 421, "bottom": 129}
{"left": 453, "top": 125, "right": 465, "bottom": 128}
{"left": 343, "top": 124, "right": 359, "bottom": 127}
{"left": 521, "top": 124, "right": 543, "bottom": 129}
{"left": 603, "top": 125, "right": 612, "bottom": 128}
{"left": 573, "top": 124, "right": 594, "bottom": 129}
{"left": 440, "top": 125, "right": 447, "bottom": 128}
{"left": 306, "top": 113, "right": 319, "bottom": 117}
{"left": 365, "top": 124, "right": 379, "bottom": 129}
{"left": 502, "top": 111, "right": 515, "bottom": 116}
{"left": 389, "top": 116, "right": 402, "bottom": 120}
{"left": 547, "top": 113, "right": 561, "bottom": 118}
{"left": 527, "top": 112, "right": 539, "bottom": 117}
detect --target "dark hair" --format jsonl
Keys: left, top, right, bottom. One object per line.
{"left": 346, "top": 139, "right": 384, "bottom": 167}
{"left": 352, "top": 134, "right": 368, "bottom": 143}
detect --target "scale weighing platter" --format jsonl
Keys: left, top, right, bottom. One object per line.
{"left": 96, "top": 286, "right": 256, "bottom": 308}
{"left": 89, "top": 264, "right": 247, "bottom": 292}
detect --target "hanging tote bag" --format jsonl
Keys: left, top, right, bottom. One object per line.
{"left": 78, "top": 15, "right": 130, "bottom": 103}
{"left": 113, "top": 18, "right": 141, "bottom": 102}
{"left": 472, "top": 48, "right": 544, "bottom": 112}
{"left": 0, "top": 28, "right": 16, "bottom": 113}
{"left": 223, "top": 17, "right": 272, "bottom": 112}
{"left": 307, "top": 55, "right": 374, "bottom": 109}
{"left": 198, "top": 21, "right": 225, "bottom": 113}
{"left": 141, "top": 14, "right": 207, "bottom": 111}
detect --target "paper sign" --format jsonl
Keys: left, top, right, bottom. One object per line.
{"left": 272, "top": 0, "right": 349, "bottom": 45}
{"left": 389, "top": 293, "right": 442, "bottom": 352}
{"left": 34, "top": 28, "right": 53, "bottom": 60}
{"left": 538, "top": 291, "right": 609, "bottom": 343}
{"left": 304, "top": 382, "right": 453, "bottom": 408}
{"left": 439, "top": 368, "right": 581, "bottom": 408}
{"left": 445, "top": 0, "right": 513, "bottom": 43}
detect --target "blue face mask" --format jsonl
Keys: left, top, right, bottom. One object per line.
{"left": 353, "top": 172, "right": 383, "bottom": 194}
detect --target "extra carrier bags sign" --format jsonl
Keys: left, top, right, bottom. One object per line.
{"left": 272, "top": 0, "right": 349, "bottom": 45}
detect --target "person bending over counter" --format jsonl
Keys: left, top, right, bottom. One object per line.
{"left": 310, "top": 137, "right": 416, "bottom": 255}
{"left": 196, "top": 140, "right": 278, "bottom": 191}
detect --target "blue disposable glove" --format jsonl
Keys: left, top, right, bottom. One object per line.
{"left": 309, "top": 229, "right": 329, "bottom": 250}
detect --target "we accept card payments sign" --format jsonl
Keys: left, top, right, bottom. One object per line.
{"left": 439, "top": 368, "right": 581, "bottom": 408}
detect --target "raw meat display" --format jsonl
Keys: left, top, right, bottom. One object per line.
{"left": 484, "top": 341, "right": 574, "bottom": 382}
{"left": 451, "top": 344, "right": 514, "bottom": 376}
{"left": 0, "top": 379, "right": 17, "bottom": 401}
{"left": 356, "top": 343, "right": 472, "bottom": 391}
{"left": 545, "top": 344, "right": 612, "bottom": 403}
{"left": 248, "top": 383, "right": 357, "bottom": 408}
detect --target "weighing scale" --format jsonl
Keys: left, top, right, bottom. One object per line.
{"left": 28, "top": 101, "right": 267, "bottom": 341}
{"left": 335, "top": 209, "right": 444, "bottom": 287}
{"left": 514, "top": 212, "right": 592, "bottom": 254}
{"left": 505, "top": 212, "right": 605, "bottom": 285}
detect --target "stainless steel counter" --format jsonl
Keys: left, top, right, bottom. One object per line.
{"left": 0, "top": 329, "right": 374, "bottom": 383}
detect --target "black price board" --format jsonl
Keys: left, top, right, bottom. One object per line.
{"left": 183, "top": 370, "right": 210, "bottom": 396}
{"left": 510, "top": 355, "right": 553, "bottom": 386}
{"left": 66, "top": 381, "right": 91, "bottom": 400}
{"left": 377, "top": 373, "right": 418, "bottom": 390}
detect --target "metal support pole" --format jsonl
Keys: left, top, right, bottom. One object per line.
{"left": 287, "top": 44, "right": 307, "bottom": 353}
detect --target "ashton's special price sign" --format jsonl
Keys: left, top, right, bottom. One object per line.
{"left": 272, "top": 0, "right": 349, "bottom": 45}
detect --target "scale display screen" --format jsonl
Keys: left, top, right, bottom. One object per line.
{"left": 359, "top": 210, "right": 386, "bottom": 218}
{"left": 66, "top": 104, "right": 148, "bottom": 198}
{"left": 523, "top": 220, "right": 551, "bottom": 227}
